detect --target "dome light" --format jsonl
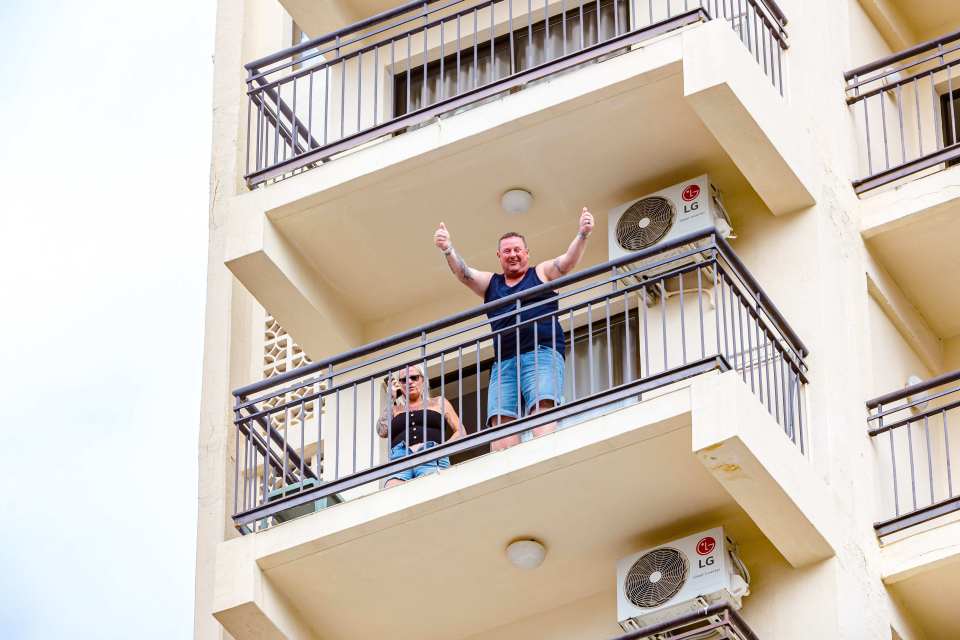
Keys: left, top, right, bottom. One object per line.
{"left": 505, "top": 539, "right": 546, "bottom": 569}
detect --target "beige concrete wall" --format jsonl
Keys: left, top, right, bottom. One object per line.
{"left": 196, "top": 0, "right": 295, "bottom": 638}
{"left": 198, "top": 0, "right": 959, "bottom": 637}
{"left": 867, "top": 294, "right": 931, "bottom": 398}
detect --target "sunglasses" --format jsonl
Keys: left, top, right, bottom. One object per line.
{"left": 397, "top": 374, "right": 423, "bottom": 385}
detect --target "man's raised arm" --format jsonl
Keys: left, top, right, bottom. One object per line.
{"left": 538, "top": 207, "right": 594, "bottom": 282}
{"left": 434, "top": 222, "right": 493, "bottom": 297}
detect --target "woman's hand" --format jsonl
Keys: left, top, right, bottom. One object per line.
{"left": 443, "top": 397, "right": 465, "bottom": 441}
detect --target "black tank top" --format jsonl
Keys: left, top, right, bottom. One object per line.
{"left": 390, "top": 409, "right": 445, "bottom": 448}
{"left": 484, "top": 269, "right": 566, "bottom": 361}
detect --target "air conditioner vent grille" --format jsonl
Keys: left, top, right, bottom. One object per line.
{"left": 624, "top": 547, "right": 689, "bottom": 608}
{"left": 615, "top": 197, "right": 675, "bottom": 251}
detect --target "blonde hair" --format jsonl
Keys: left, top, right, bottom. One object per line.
{"left": 387, "top": 364, "right": 431, "bottom": 402}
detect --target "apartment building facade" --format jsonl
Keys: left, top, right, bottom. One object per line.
{"left": 195, "top": 0, "right": 960, "bottom": 638}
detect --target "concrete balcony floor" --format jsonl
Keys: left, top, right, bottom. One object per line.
{"left": 212, "top": 372, "right": 836, "bottom": 640}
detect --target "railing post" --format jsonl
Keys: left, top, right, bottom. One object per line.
{"left": 233, "top": 395, "right": 242, "bottom": 523}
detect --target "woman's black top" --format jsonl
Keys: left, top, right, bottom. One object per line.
{"left": 390, "top": 409, "right": 445, "bottom": 448}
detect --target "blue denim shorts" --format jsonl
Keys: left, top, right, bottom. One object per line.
{"left": 387, "top": 441, "right": 450, "bottom": 482}
{"left": 487, "top": 346, "right": 565, "bottom": 423}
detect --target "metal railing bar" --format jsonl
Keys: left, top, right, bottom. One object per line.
{"left": 720, "top": 264, "right": 807, "bottom": 375}
{"left": 868, "top": 383, "right": 960, "bottom": 421}
{"left": 233, "top": 234, "right": 807, "bottom": 529}
{"left": 246, "top": 0, "right": 453, "bottom": 72}
{"left": 237, "top": 405, "right": 319, "bottom": 481}
{"left": 235, "top": 248, "right": 716, "bottom": 413}
{"left": 755, "top": 0, "right": 785, "bottom": 27}
{"left": 611, "top": 604, "right": 759, "bottom": 640}
{"left": 234, "top": 355, "right": 729, "bottom": 525}
{"left": 874, "top": 494, "right": 960, "bottom": 537}
{"left": 714, "top": 234, "right": 808, "bottom": 358}
{"left": 248, "top": 0, "right": 493, "bottom": 91}
{"left": 853, "top": 141, "right": 960, "bottom": 195}
{"left": 743, "top": 0, "right": 788, "bottom": 49}
{"left": 238, "top": 237, "right": 799, "bottom": 409}
{"left": 236, "top": 419, "right": 302, "bottom": 486}
{"left": 867, "top": 368, "right": 960, "bottom": 408}
{"left": 244, "top": 9, "right": 707, "bottom": 186}
{"left": 846, "top": 41, "right": 960, "bottom": 98}
{"left": 845, "top": 51, "right": 960, "bottom": 104}
{"left": 234, "top": 226, "right": 718, "bottom": 398}
{"left": 249, "top": 77, "right": 320, "bottom": 153}
{"left": 868, "top": 395, "right": 960, "bottom": 437}
{"left": 844, "top": 27, "right": 960, "bottom": 82}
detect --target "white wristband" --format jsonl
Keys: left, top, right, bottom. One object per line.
{"left": 442, "top": 245, "right": 454, "bottom": 256}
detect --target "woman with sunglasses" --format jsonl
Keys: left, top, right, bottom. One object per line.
{"left": 377, "top": 364, "right": 465, "bottom": 488}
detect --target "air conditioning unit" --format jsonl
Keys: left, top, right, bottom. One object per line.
{"left": 608, "top": 175, "right": 732, "bottom": 301}
{"left": 616, "top": 527, "right": 750, "bottom": 633}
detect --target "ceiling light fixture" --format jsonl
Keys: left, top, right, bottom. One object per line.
{"left": 501, "top": 188, "right": 534, "bottom": 215}
{"left": 506, "top": 539, "right": 546, "bottom": 569}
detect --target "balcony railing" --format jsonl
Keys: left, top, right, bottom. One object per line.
{"left": 845, "top": 29, "right": 960, "bottom": 194}
{"left": 612, "top": 604, "right": 759, "bottom": 640}
{"left": 243, "top": 0, "right": 788, "bottom": 187}
{"left": 867, "top": 370, "right": 960, "bottom": 537}
{"left": 231, "top": 230, "right": 808, "bottom": 532}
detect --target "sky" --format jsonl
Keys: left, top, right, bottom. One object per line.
{"left": 0, "top": 0, "right": 214, "bottom": 637}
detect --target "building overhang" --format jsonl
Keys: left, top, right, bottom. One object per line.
{"left": 858, "top": 0, "right": 960, "bottom": 47}
{"left": 881, "top": 512, "right": 960, "bottom": 638}
{"left": 861, "top": 168, "right": 960, "bottom": 364}
{"left": 224, "top": 19, "right": 817, "bottom": 361}
{"left": 211, "top": 372, "right": 836, "bottom": 640}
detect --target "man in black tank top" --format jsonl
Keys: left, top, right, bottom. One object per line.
{"left": 433, "top": 207, "right": 594, "bottom": 450}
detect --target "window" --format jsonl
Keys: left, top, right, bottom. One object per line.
{"left": 393, "top": 0, "right": 629, "bottom": 116}
{"left": 939, "top": 88, "right": 960, "bottom": 165}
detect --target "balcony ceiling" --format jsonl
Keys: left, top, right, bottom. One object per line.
{"left": 883, "top": 516, "right": 960, "bottom": 639}
{"left": 867, "top": 201, "right": 960, "bottom": 339}
{"left": 888, "top": 0, "right": 960, "bottom": 42}
{"left": 268, "top": 421, "right": 742, "bottom": 639}
{"left": 888, "top": 550, "right": 960, "bottom": 638}
{"left": 271, "top": 71, "right": 745, "bottom": 328}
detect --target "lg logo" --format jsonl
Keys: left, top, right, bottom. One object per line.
{"left": 681, "top": 184, "right": 701, "bottom": 202}
{"left": 696, "top": 536, "right": 716, "bottom": 556}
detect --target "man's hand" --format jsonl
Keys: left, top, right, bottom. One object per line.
{"left": 578, "top": 207, "right": 594, "bottom": 239}
{"left": 435, "top": 221, "right": 493, "bottom": 297}
{"left": 539, "top": 206, "right": 593, "bottom": 282}
{"left": 434, "top": 222, "right": 451, "bottom": 253}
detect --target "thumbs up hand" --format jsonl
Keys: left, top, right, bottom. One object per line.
{"left": 434, "top": 222, "right": 452, "bottom": 252}
{"left": 579, "top": 207, "right": 594, "bottom": 239}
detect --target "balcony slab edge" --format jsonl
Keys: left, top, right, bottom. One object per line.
{"left": 682, "top": 19, "right": 817, "bottom": 217}
{"left": 691, "top": 370, "right": 837, "bottom": 568}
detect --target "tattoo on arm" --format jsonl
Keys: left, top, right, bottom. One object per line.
{"left": 553, "top": 257, "right": 568, "bottom": 276}
{"left": 455, "top": 253, "right": 474, "bottom": 282}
